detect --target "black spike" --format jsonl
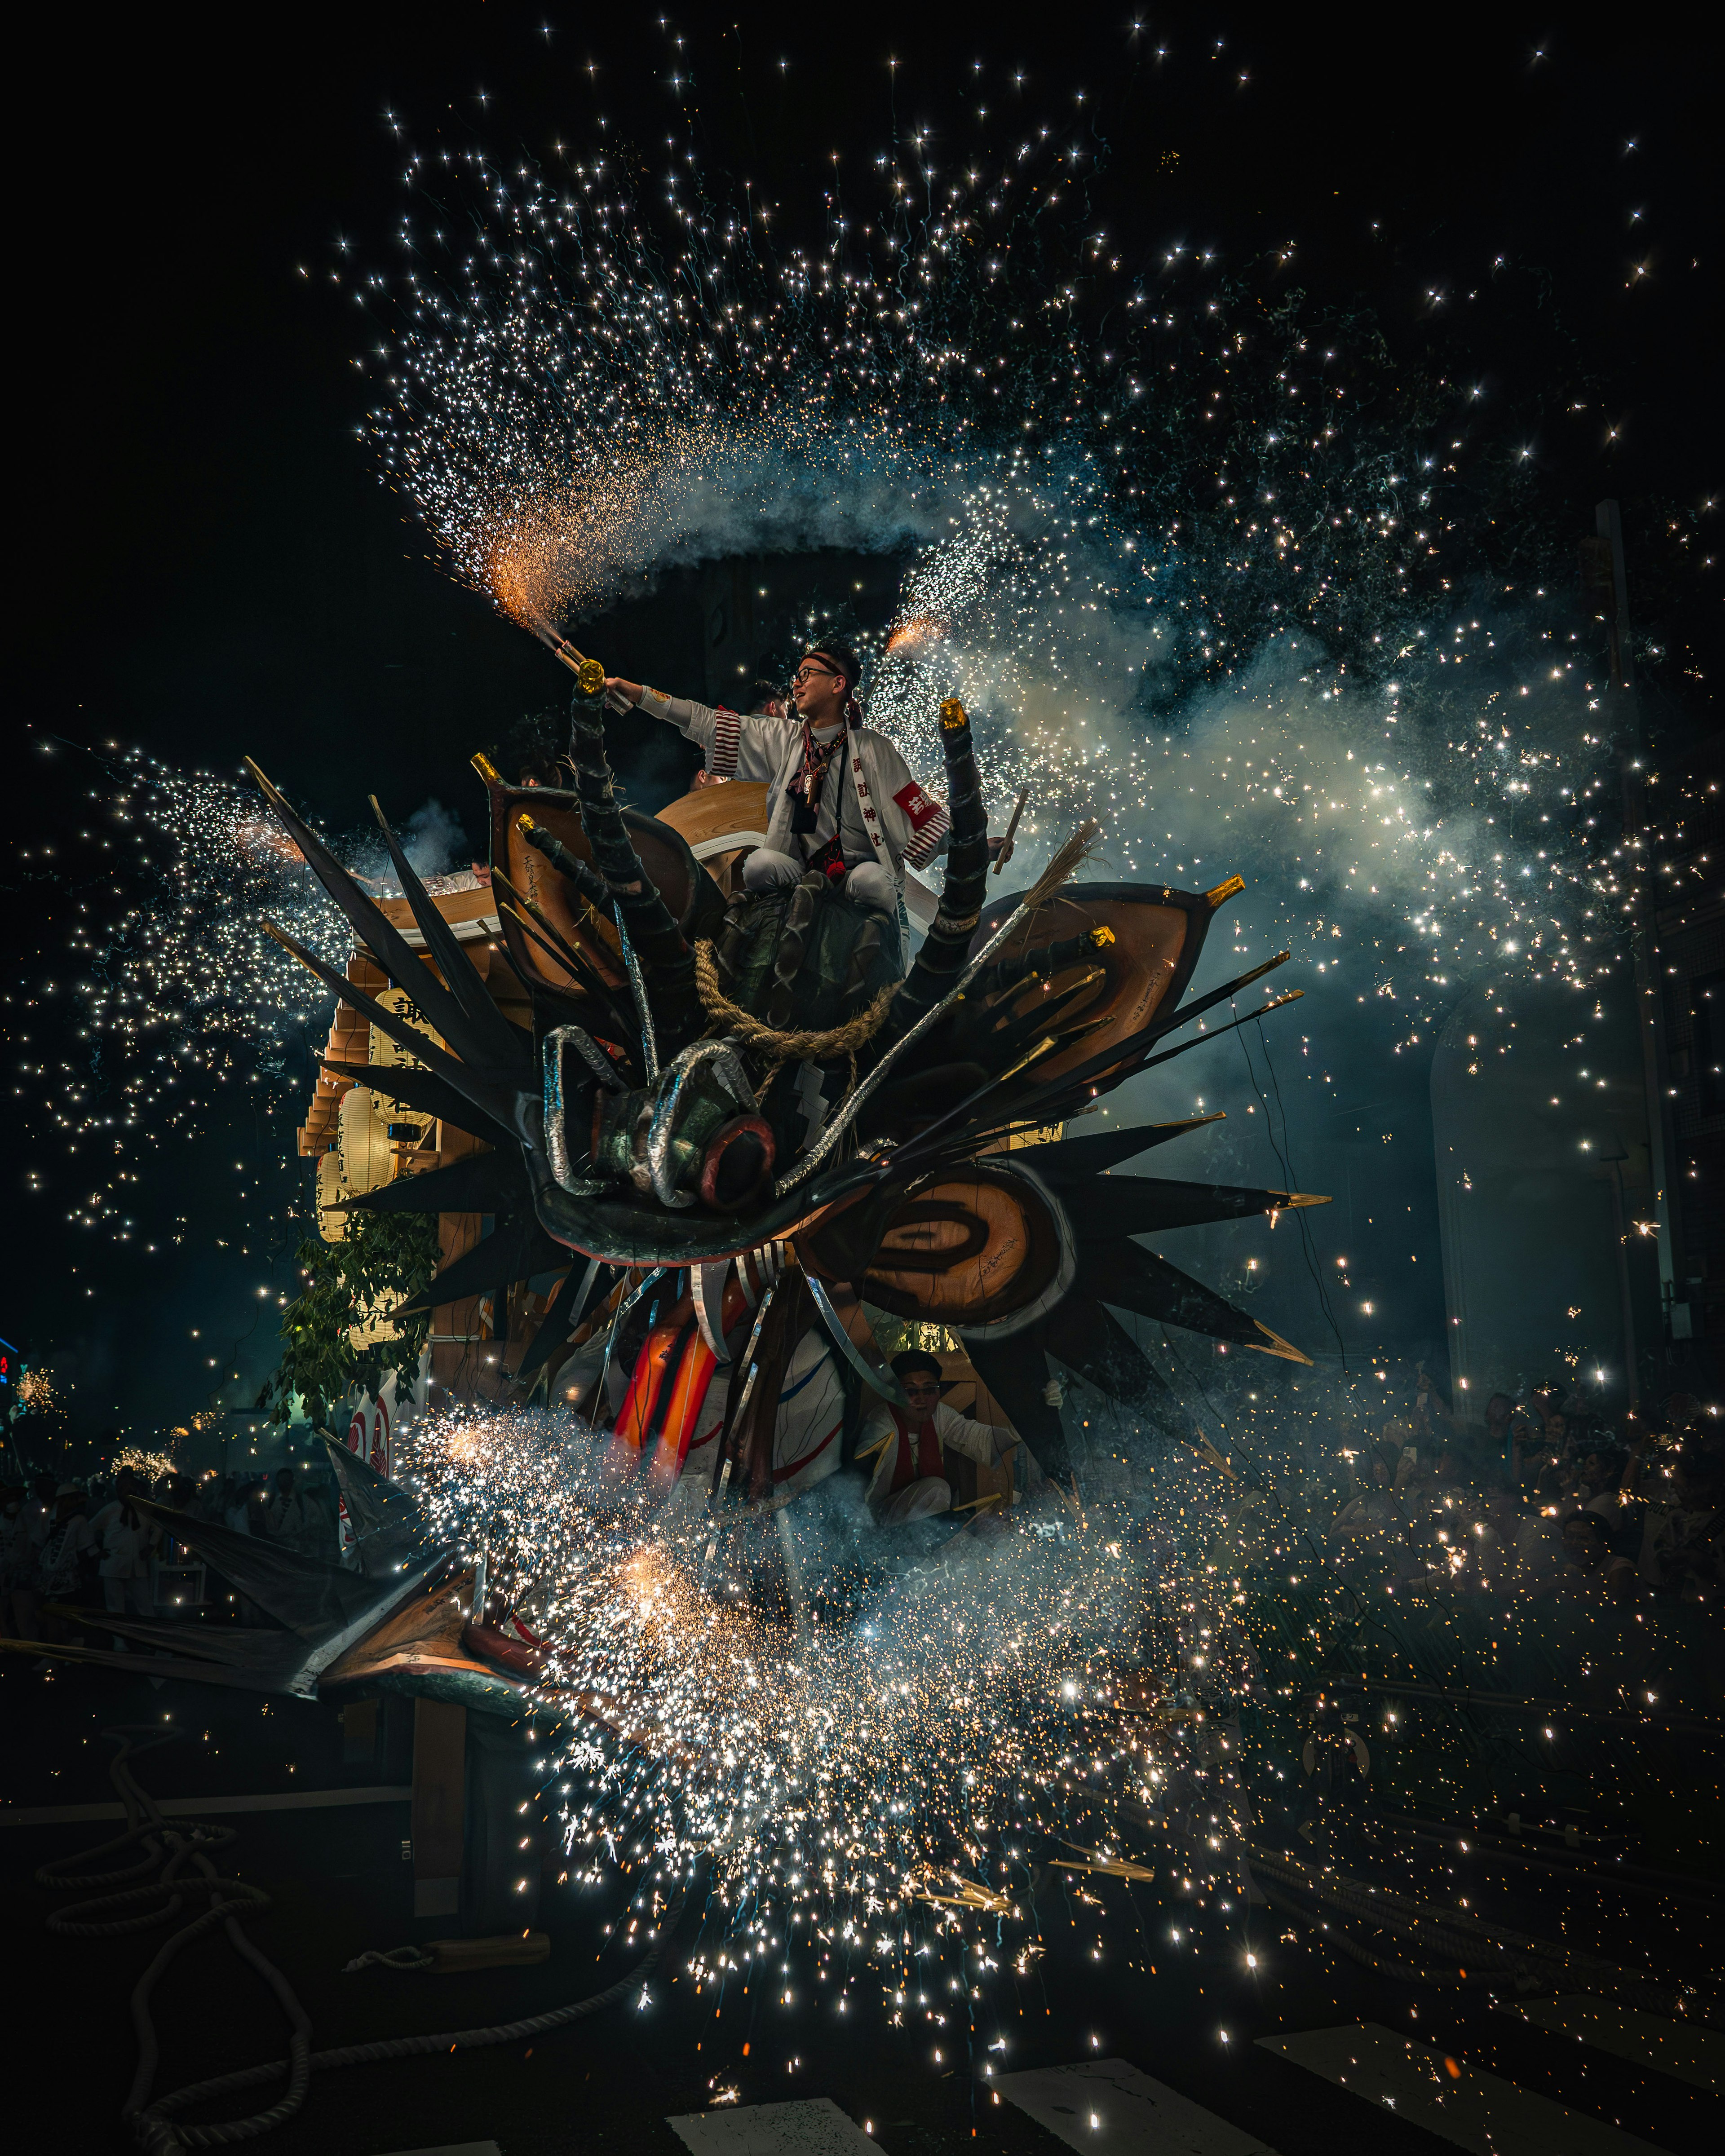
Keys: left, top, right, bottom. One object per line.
{"left": 341, "top": 1148, "right": 526, "bottom": 1219}
{"left": 399, "top": 1211, "right": 566, "bottom": 1317}
{"left": 514, "top": 1258, "right": 611, "bottom": 1386}
{"left": 367, "top": 795, "right": 528, "bottom": 1067}
{"left": 247, "top": 759, "right": 524, "bottom": 1072}
{"left": 131, "top": 1500, "right": 392, "bottom": 1639}
{"left": 1025, "top": 1117, "right": 1224, "bottom": 1182}
{"left": 319, "top": 1060, "right": 514, "bottom": 1150}
{"left": 263, "top": 919, "right": 527, "bottom": 1136}
{"left": 1077, "top": 1241, "right": 1306, "bottom": 1359}
{"left": 1043, "top": 1297, "right": 1185, "bottom": 1440}
{"left": 956, "top": 1326, "right": 1070, "bottom": 1480}
{"left": 1062, "top": 1174, "right": 1301, "bottom": 1239}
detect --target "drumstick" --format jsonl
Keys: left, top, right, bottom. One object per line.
{"left": 991, "top": 788, "right": 1030, "bottom": 874}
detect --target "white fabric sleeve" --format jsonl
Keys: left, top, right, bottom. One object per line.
{"left": 934, "top": 1404, "right": 1007, "bottom": 1467}
{"left": 631, "top": 687, "right": 789, "bottom": 782}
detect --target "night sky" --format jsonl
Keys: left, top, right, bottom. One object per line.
{"left": 9, "top": 6, "right": 1715, "bottom": 1462}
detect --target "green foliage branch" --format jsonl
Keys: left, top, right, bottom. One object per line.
{"left": 258, "top": 1210, "right": 438, "bottom": 1427}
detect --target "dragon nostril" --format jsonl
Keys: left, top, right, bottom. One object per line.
{"left": 700, "top": 1117, "right": 777, "bottom": 1210}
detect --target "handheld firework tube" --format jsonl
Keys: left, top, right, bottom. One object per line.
{"left": 872, "top": 698, "right": 987, "bottom": 1048}
{"left": 966, "top": 923, "right": 1117, "bottom": 1002}
{"left": 564, "top": 679, "right": 703, "bottom": 1058}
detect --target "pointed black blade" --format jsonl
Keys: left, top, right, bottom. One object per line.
{"left": 319, "top": 1061, "right": 514, "bottom": 1150}
{"left": 131, "top": 1501, "right": 400, "bottom": 1640}
{"left": 1026, "top": 1117, "right": 1225, "bottom": 1182}
{"left": 1044, "top": 1296, "right": 1184, "bottom": 1440}
{"left": 318, "top": 1428, "right": 429, "bottom": 1542}
{"left": 514, "top": 1257, "right": 607, "bottom": 1387}
{"left": 1066, "top": 1175, "right": 1306, "bottom": 1238}
{"left": 63, "top": 1613, "right": 315, "bottom": 1683}
{"left": 247, "top": 758, "right": 522, "bottom": 1072}
{"left": 0, "top": 1635, "right": 314, "bottom": 1694}
{"left": 368, "top": 795, "right": 527, "bottom": 1069}
{"left": 263, "top": 917, "right": 527, "bottom": 1135}
{"left": 400, "top": 1212, "right": 565, "bottom": 1317}
{"left": 341, "top": 1147, "right": 526, "bottom": 1219}
{"left": 1078, "top": 1242, "right": 1311, "bottom": 1363}
{"left": 956, "top": 1326, "right": 1070, "bottom": 1480}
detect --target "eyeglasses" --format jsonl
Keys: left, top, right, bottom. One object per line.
{"left": 792, "top": 663, "right": 841, "bottom": 685}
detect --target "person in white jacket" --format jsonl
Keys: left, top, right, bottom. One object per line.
{"left": 603, "top": 640, "right": 959, "bottom": 933}
{"left": 89, "top": 1468, "right": 160, "bottom": 1648}
{"left": 861, "top": 1352, "right": 1013, "bottom": 1524}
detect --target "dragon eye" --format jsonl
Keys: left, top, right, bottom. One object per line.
{"left": 699, "top": 1117, "right": 777, "bottom": 1211}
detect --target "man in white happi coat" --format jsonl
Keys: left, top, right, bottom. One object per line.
{"left": 861, "top": 1352, "right": 1013, "bottom": 1524}
{"left": 602, "top": 640, "right": 957, "bottom": 936}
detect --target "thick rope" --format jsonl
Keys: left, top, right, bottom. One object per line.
{"left": 693, "top": 940, "right": 895, "bottom": 1084}
{"left": 39, "top": 1725, "right": 699, "bottom": 2156}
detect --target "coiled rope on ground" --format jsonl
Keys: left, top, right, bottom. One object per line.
{"left": 38, "top": 1726, "right": 697, "bottom": 2155}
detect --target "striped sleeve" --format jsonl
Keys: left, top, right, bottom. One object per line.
{"left": 902, "top": 803, "right": 951, "bottom": 869}
{"left": 709, "top": 709, "right": 742, "bottom": 779}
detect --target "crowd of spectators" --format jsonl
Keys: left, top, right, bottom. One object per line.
{"left": 0, "top": 1460, "right": 338, "bottom": 1647}
{"left": 1312, "top": 1375, "right": 1724, "bottom": 1611}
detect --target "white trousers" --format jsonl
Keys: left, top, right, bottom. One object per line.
{"left": 877, "top": 1477, "right": 952, "bottom": 1524}
{"left": 103, "top": 1572, "right": 153, "bottom": 1652}
{"left": 743, "top": 849, "right": 897, "bottom": 913}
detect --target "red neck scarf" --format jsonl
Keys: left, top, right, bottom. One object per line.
{"left": 888, "top": 1408, "right": 943, "bottom": 1494}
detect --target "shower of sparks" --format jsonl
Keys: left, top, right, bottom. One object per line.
{"left": 404, "top": 1406, "right": 1257, "bottom": 2001}
{"left": 356, "top": 121, "right": 1637, "bottom": 1047}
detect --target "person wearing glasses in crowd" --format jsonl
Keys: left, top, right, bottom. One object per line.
{"left": 861, "top": 1351, "right": 1014, "bottom": 1524}
{"left": 603, "top": 641, "right": 986, "bottom": 940}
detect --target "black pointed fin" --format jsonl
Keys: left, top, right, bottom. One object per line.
{"left": 402, "top": 1214, "right": 566, "bottom": 1317}
{"left": 1078, "top": 1242, "right": 1311, "bottom": 1362}
{"left": 262, "top": 918, "right": 526, "bottom": 1135}
{"left": 132, "top": 1501, "right": 399, "bottom": 1641}
{"left": 367, "top": 796, "right": 526, "bottom": 1068}
{"left": 1026, "top": 1117, "right": 1225, "bottom": 1182}
{"left": 513, "top": 1258, "right": 607, "bottom": 1387}
{"left": 1044, "top": 1297, "right": 1184, "bottom": 1440}
{"left": 956, "top": 1327, "right": 1070, "bottom": 1479}
{"left": 64, "top": 1613, "right": 314, "bottom": 1682}
{"left": 1067, "top": 1175, "right": 1306, "bottom": 1238}
{"left": 0, "top": 1635, "right": 308, "bottom": 1693}
{"left": 341, "top": 1148, "right": 526, "bottom": 1219}
{"left": 247, "top": 759, "right": 524, "bottom": 1072}
{"left": 319, "top": 1062, "right": 513, "bottom": 1150}
{"left": 317, "top": 1429, "right": 430, "bottom": 1542}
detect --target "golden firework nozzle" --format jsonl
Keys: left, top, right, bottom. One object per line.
{"left": 544, "top": 634, "right": 606, "bottom": 698}
{"left": 1205, "top": 873, "right": 1246, "bottom": 910}
{"left": 516, "top": 811, "right": 541, "bottom": 837}
{"left": 471, "top": 751, "right": 503, "bottom": 787}
{"left": 938, "top": 696, "right": 969, "bottom": 732}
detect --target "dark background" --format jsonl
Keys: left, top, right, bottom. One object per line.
{"left": 8, "top": 3, "right": 1716, "bottom": 1459}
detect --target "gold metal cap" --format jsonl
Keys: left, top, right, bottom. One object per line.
{"left": 939, "top": 697, "right": 969, "bottom": 732}
{"left": 1205, "top": 874, "right": 1246, "bottom": 909}
{"left": 471, "top": 751, "right": 502, "bottom": 787}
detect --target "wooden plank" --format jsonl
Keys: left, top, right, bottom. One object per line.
{"left": 995, "top": 2057, "right": 1275, "bottom": 2156}
{"left": 411, "top": 1697, "right": 466, "bottom": 1918}
{"left": 1505, "top": 1995, "right": 1725, "bottom": 2094}
{"left": 668, "top": 2098, "right": 880, "bottom": 2156}
{"left": 1259, "top": 2023, "right": 1663, "bottom": 2154}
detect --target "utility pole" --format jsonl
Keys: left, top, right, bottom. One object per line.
{"left": 1582, "top": 501, "right": 1684, "bottom": 1378}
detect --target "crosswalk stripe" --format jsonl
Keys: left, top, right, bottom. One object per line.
{"left": 668, "top": 2098, "right": 881, "bottom": 2156}
{"left": 1504, "top": 1994, "right": 1725, "bottom": 2094}
{"left": 994, "top": 2058, "right": 1276, "bottom": 2156}
{"left": 367, "top": 2144, "right": 502, "bottom": 2155}
{"left": 1258, "top": 2022, "right": 1663, "bottom": 2154}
